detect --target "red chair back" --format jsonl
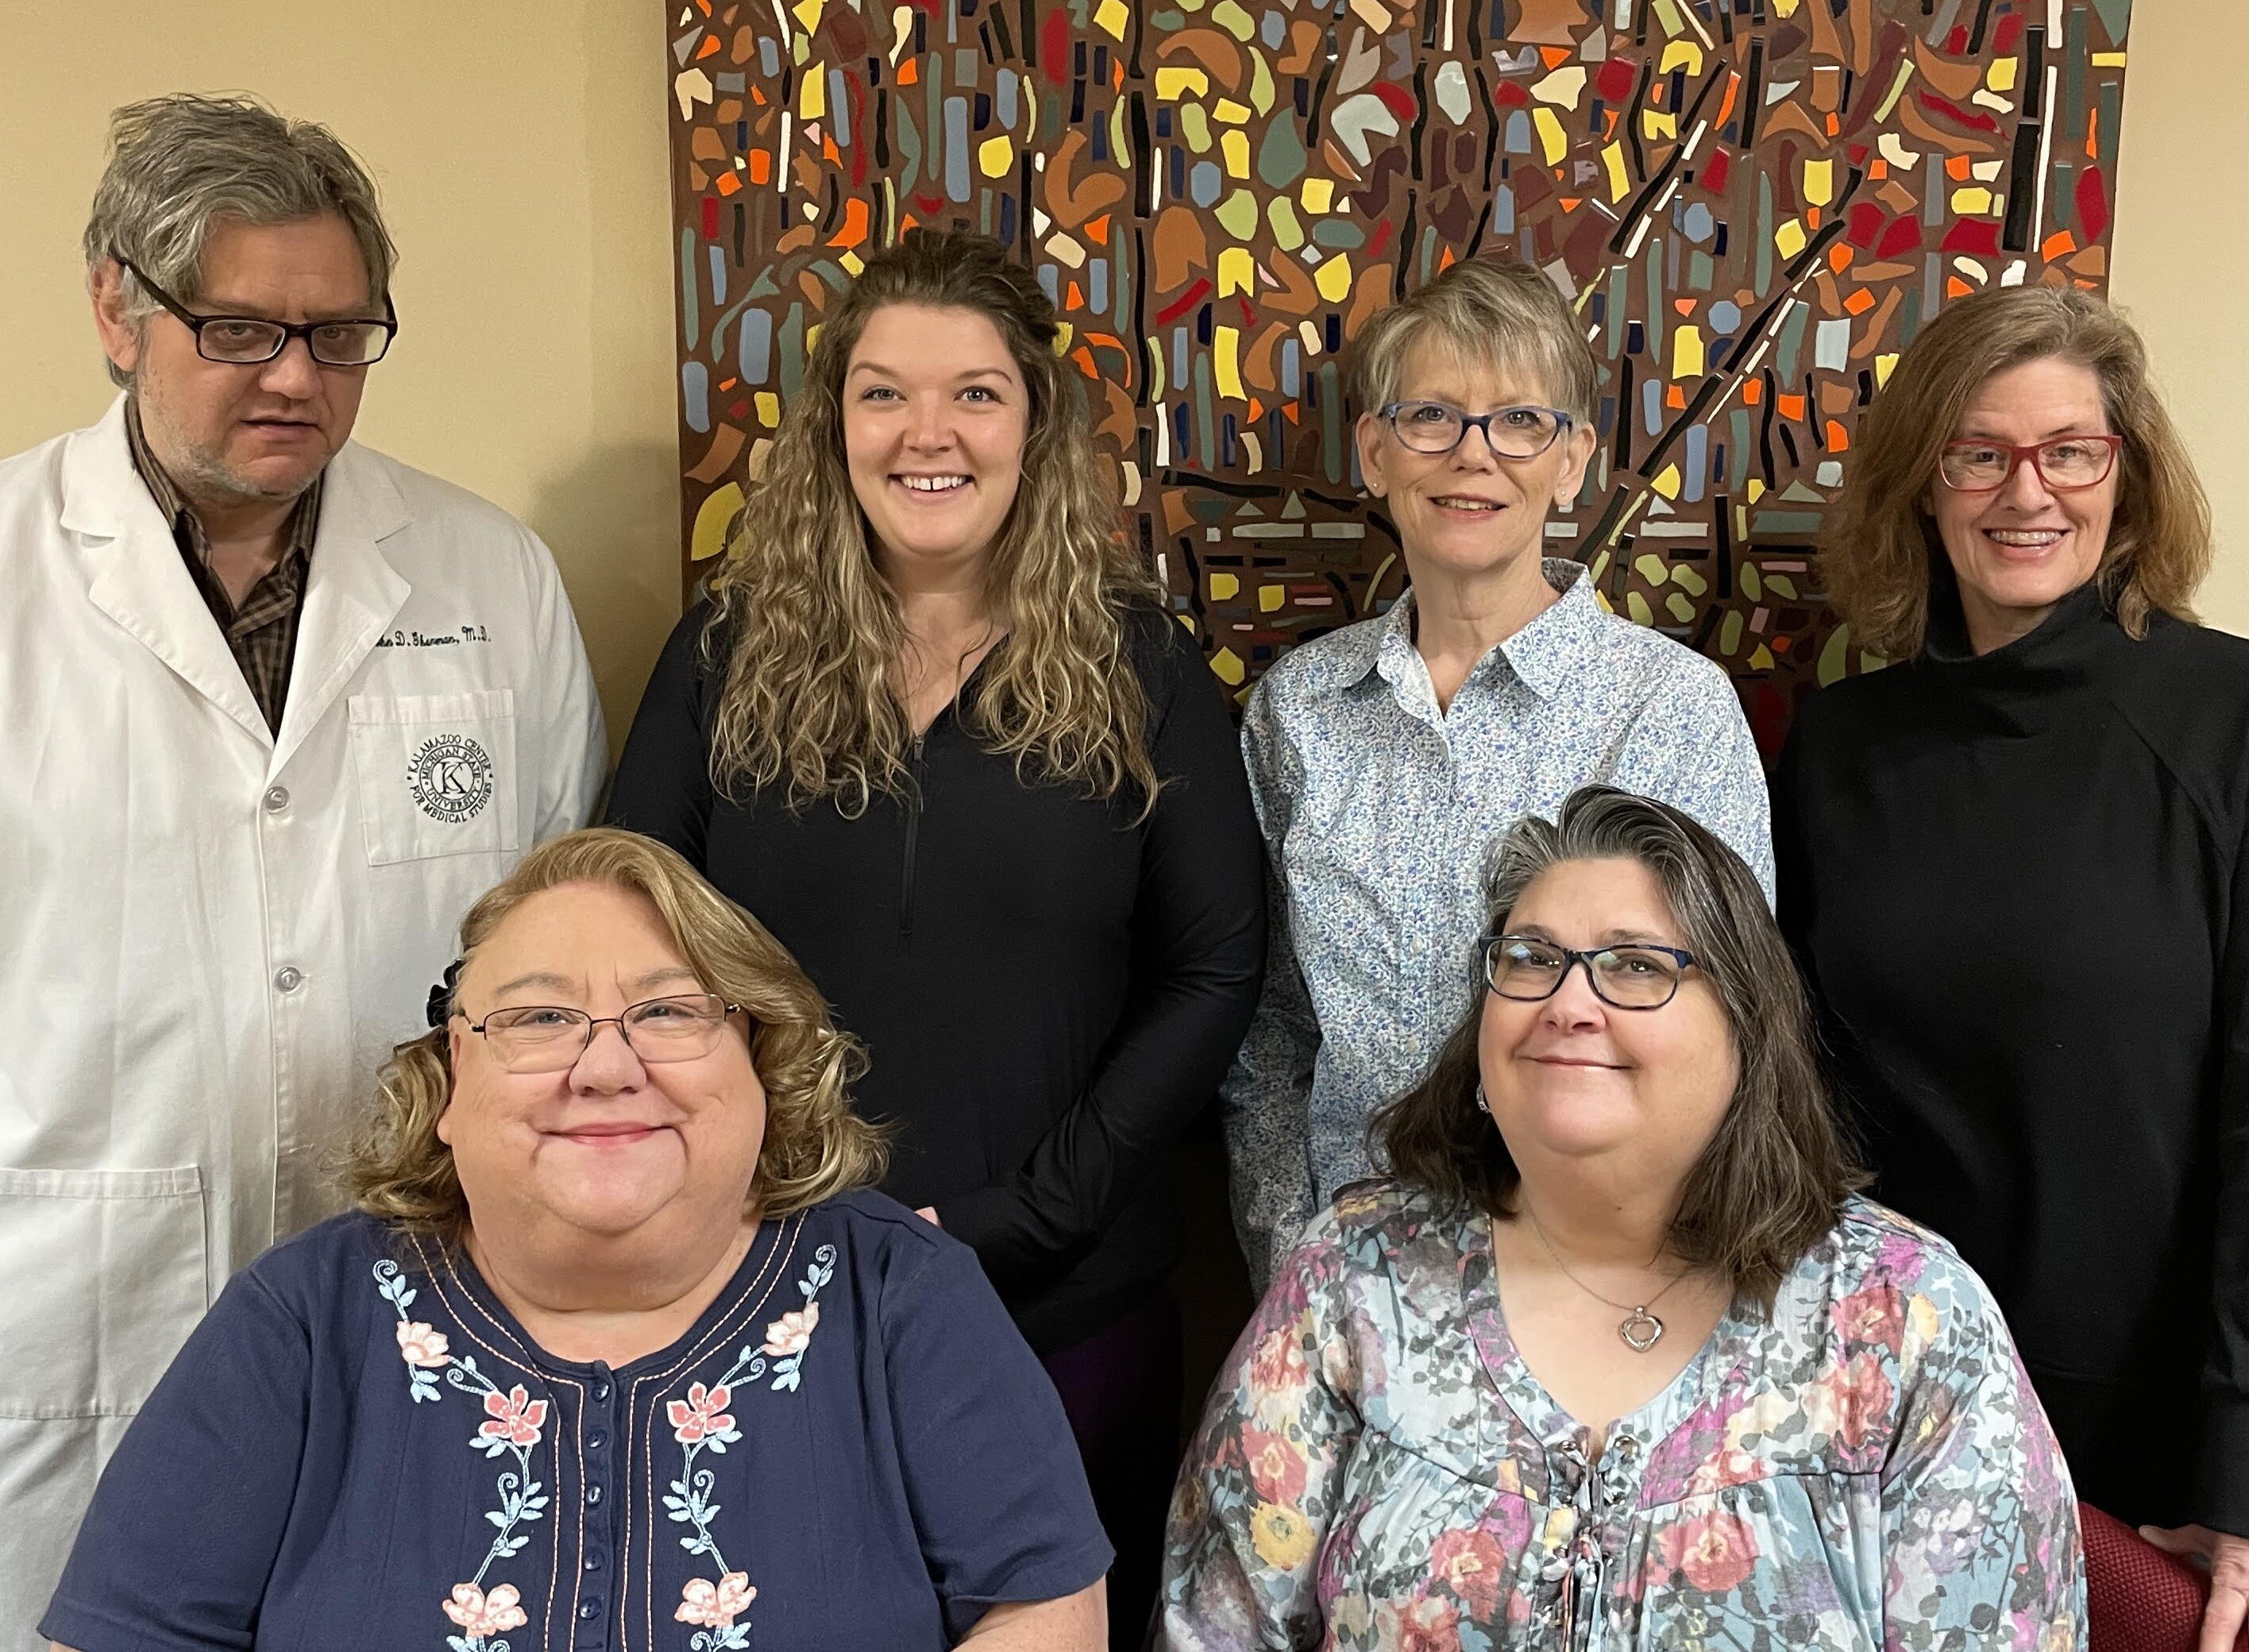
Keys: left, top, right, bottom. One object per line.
{"left": 2081, "top": 1500, "right": 2249, "bottom": 1652}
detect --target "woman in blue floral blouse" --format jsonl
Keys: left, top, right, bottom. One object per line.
{"left": 1159, "top": 788, "right": 2085, "bottom": 1650}
{"left": 42, "top": 829, "right": 1110, "bottom": 1652}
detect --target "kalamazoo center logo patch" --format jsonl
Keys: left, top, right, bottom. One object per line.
{"left": 406, "top": 734, "right": 495, "bottom": 824}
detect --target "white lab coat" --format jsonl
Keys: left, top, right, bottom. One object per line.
{"left": 0, "top": 396, "right": 608, "bottom": 1638}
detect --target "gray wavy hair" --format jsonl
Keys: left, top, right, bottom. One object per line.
{"left": 83, "top": 94, "right": 396, "bottom": 387}
{"left": 1375, "top": 786, "right": 1865, "bottom": 1306}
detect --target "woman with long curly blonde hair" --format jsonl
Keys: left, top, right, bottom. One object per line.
{"left": 608, "top": 230, "right": 1265, "bottom": 1642}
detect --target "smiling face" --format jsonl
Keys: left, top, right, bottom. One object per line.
{"left": 841, "top": 301, "right": 1032, "bottom": 587}
{"left": 440, "top": 881, "right": 766, "bottom": 1252}
{"left": 1478, "top": 856, "right": 1738, "bottom": 1186}
{"left": 1355, "top": 338, "right": 1595, "bottom": 584}
{"left": 94, "top": 213, "right": 374, "bottom": 509}
{"left": 1927, "top": 354, "right": 2119, "bottom": 653}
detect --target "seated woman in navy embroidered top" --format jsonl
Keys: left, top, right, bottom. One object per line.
{"left": 41, "top": 828, "right": 1110, "bottom": 1652}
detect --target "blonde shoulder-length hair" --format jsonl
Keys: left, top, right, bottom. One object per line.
{"left": 704, "top": 228, "right": 1163, "bottom": 817}
{"left": 346, "top": 828, "right": 888, "bottom": 1241}
{"left": 1823, "top": 283, "right": 2212, "bottom": 658}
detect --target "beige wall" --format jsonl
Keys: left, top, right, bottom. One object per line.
{"left": 1, "top": 0, "right": 2243, "bottom": 743}
{"left": 2111, "top": 0, "right": 2249, "bottom": 632}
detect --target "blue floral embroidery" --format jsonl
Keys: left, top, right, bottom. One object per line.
{"left": 665, "top": 1243, "right": 836, "bottom": 1648}
{"left": 374, "top": 1259, "right": 546, "bottom": 1651}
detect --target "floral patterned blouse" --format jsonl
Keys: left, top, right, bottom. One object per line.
{"left": 1158, "top": 1182, "right": 2085, "bottom": 1650}
{"left": 43, "top": 1192, "right": 1109, "bottom": 1651}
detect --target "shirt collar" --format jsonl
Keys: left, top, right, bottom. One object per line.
{"left": 122, "top": 396, "right": 199, "bottom": 552}
{"left": 122, "top": 395, "right": 326, "bottom": 573}
{"left": 1495, "top": 558, "right": 1607, "bottom": 700}
{"left": 1348, "top": 558, "right": 1605, "bottom": 703}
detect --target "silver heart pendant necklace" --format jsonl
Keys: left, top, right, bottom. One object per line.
{"left": 1522, "top": 1205, "right": 1692, "bottom": 1353}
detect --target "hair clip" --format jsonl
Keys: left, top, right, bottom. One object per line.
{"left": 425, "top": 958, "right": 465, "bottom": 1030}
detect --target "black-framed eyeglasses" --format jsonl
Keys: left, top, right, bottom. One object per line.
{"left": 1378, "top": 399, "right": 1575, "bottom": 459}
{"left": 1479, "top": 934, "right": 1699, "bottom": 1011}
{"left": 460, "top": 993, "right": 744, "bottom": 1074}
{"left": 1938, "top": 434, "right": 2121, "bottom": 493}
{"left": 114, "top": 253, "right": 398, "bottom": 367}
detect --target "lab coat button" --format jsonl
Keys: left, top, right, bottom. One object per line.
{"left": 273, "top": 967, "right": 304, "bottom": 994}
{"left": 263, "top": 785, "right": 291, "bottom": 812}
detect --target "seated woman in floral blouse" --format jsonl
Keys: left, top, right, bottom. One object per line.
{"left": 43, "top": 828, "right": 1109, "bottom": 1652}
{"left": 1158, "top": 787, "right": 2084, "bottom": 1650}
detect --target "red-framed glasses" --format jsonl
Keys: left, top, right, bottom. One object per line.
{"left": 1937, "top": 434, "right": 2123, "bottom": 493}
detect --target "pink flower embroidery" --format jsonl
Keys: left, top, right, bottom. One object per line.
{"left": 441, "top": 1581, "right": 527, "bottom": 1636}
{"left": 395, "top": 1319, "right": 452, "bottom": 1368}
{"left": 763, "top": 1302, "right": 820, "bottom": 1357}
{"left": 479, "top": 1384, "right": 548, "bottom": 1448}
{"left": 676, "top": 1572, "right": 757, "bottom": 1629}
{"left": 666, "top": 1381, "right": 737, "bottom": 1445}
{"left": 1658, "top": 1509, "right": 1762, "bottom": 1594}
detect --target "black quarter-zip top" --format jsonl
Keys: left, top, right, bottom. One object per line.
{"left": 607, "top": 600, "right": 1267, "bottom": 1353}
{"left": 897, "top": 736, "right": 924, "bottom": 944}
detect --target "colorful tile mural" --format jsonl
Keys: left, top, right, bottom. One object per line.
{"left": 667, "top": 0, "right": 2131, "bottom": 747}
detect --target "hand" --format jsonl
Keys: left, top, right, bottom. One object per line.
{"left": 915, "top": 1205, "right": 941, "bottom": 1227}
{"left": 2140, "top": 1523, "right": 2249, "bottom": 1652}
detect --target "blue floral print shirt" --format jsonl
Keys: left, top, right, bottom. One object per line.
{"left": 44, "top": 1192, "right": 1109, "bottom": 1652}
{"left": 1221, "top": 562, "right": 1774, "bottom": 1288}
{"left": 1159, "top": 1182, "right": 2086, "bottom": 1652}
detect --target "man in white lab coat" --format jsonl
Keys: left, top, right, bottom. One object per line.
{"left": 0, "top": 95, "right": 606, "bottom": 1638}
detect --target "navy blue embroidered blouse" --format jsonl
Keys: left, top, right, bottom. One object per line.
{"left": 43, "top": 1191, "right": 1110, "bottom": 1651}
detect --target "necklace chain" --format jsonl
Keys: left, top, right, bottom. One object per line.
{"left": 1521, "top": 1204, "right": 1692, "bottom": 1318}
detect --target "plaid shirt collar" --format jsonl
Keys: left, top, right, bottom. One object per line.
{"left": 123, "top": 397, "right": 323, "bottom": 731}
{"left": 122, "top": 396, "right": 323, "bottom": 609}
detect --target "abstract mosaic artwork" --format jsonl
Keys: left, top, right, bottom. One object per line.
{"left": 668, "top": 0, "right": 2131, "bottom": 747}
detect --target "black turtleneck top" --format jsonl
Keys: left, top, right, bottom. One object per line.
{"left": 1775, "top": 581, "right": 2249, "bottom": 1535}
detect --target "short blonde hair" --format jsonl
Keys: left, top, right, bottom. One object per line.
{"left": 347, "top": 828, "right": 887, "bottom": 1241}
{"left": 1348, "top": 257, "right": 1599, "bottom": 423}
{"left": 1823, "top": 284, "right": 2211, "bottom": 658}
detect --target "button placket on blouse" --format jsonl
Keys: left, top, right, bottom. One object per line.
{"left": 576, "top": 1363, "right": 618, "bottom": 1642}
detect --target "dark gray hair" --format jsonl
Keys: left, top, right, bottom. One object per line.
{"left": 84, "top": 94, "right": 397, "bottom": 388}
{"left": 1348, "top": 256, "right": 1599, "bottom": 423}
{"left": 1375, "top": 786, "right": 1863, "bottom": 1306}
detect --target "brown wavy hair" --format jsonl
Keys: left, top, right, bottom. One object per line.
{"left": 1375, "top": 787, "right": 1863, "bottom": 1307}
{"left": 346, "top": 828, "right": 887, "bottom": 1242}
{"left": 1823, "top": 284, "right": 2211, "bottom": 658}
{"left": 704, "top": 228, "right": 1163, "bottom": 817}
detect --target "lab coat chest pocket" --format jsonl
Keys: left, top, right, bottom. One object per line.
{"left": 348, "top": 689, "right": 522, "bottom": 865}
{"left": 0, "top": 1168, "right": 207, "bottom": 1418}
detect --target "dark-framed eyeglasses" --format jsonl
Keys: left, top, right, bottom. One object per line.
{"left": 1377, "top": 399, "right": 1575, "bottom": 459}
{"left": 1938, "top": 434, "right": 2121, "bottom": 493}
{"left": 1479, "top": 934, "right": 1699, "bottom": 1011}
{"left": 460, "top": 993, "right": 743, "bottom": 1074}
{"left": 113, "top": 252, "right": 398, "bottom": 367}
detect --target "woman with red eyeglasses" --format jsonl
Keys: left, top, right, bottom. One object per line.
{"left": 1774, "top": 284, "right": 2248, "bottom": 1650}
